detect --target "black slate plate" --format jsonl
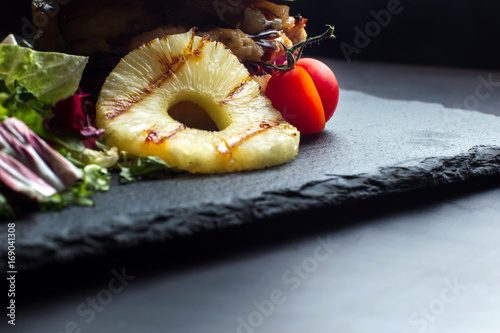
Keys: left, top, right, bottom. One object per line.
{"left": 1, "top": 89, "right": 500, "bottom": 272}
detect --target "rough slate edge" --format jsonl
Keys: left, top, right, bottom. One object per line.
{"left": 3, "top": 145, "right": 499, "bottom": 273}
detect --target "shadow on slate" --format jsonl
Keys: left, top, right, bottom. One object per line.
{"left": 1, "top": 89, "right": 500, "bottom": 275}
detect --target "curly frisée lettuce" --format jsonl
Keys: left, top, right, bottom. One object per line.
{"left": 117, "top": 152, "right": 180, "bottom": 184}
{"left": 0, "top": 43, "right": 88, "bottom": 104}
{"left": 38, "top": 164, "right": 111, "bottom": 212}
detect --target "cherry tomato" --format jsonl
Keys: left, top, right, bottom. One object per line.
{"left": 296, "top": 58, "right": 339, "bottom": 123}
{"left": 265, "top": 58, "right": 339, "bottom": 135}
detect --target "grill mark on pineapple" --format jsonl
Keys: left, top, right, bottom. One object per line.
{"left": 145, "top": 125, "right": 186, "bottom": 144}
{"left": 227, "top": 119, "right": 287, "bottom": 148}
{"left": 187, "top": 30, "right": 196, "bottom": 52}
{"left": 105, "top": 38, "right": 209, "bottom": 120}
{"left": 104, "top": 97, "right": 141, "bottom": 119}
{"left": 221, "top": 78, "right": 251, "bottom": 105}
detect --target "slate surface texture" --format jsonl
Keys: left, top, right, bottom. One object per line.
{"left": 1, "top": 60, "right": 500, "bottom": 273}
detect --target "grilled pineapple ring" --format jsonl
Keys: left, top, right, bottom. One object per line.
{"left": 96, "top": 29, "right": 300, "bottom": 173}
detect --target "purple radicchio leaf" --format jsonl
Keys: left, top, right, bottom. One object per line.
{"left": 0, "top": 150, "right": 57, "bottom": 200}
{"left": 45, "top": 89, "right": 104, "bottom": 150}
{"left": 0, "top": 117, "right": 83, "bottom": 198}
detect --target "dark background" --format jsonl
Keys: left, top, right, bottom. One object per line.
{"left": 3, "top": 1, "right": 499, "bottom": 70}
{"left": 288, "top": 0, "right": 499, "bottom": 70}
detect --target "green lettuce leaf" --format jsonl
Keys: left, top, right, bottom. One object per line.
{"left": 118, "top": 153, "right": 180, "bottom": 184}
{"left": 0, "top": 79, "right": 86, "bottom": 152}
{"left": 0, "top": 192, "right": 15, "bottom": 219}
{"left": 0, "top": 44, "right": 88, "bottom": 103}
{"left": 37, "top": 164, "right": 111, "bottom": 212}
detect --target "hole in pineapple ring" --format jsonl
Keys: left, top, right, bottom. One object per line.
{"left": 168, "top": 101, "right": 219, "bottom": 131}
{"left": 167, "top": 95, "right": 231, "bottom": 132}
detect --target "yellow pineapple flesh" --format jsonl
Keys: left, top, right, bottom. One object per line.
{"left": 96, "top": 29, "right": 299, "bottom": 173}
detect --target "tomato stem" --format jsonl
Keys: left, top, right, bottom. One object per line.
{"left": 264, "top": 25, "right": 335, "bottom": 72}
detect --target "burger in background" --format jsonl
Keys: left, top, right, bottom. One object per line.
{"left": 32, "top": 1, "right": 304, "bottom": 63}
{"left": 30, "top": 0, "right": 308, "bottom": 94}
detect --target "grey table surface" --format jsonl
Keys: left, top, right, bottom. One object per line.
{"left": 8, "top": 59, "right": 500, "bottom": 333}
